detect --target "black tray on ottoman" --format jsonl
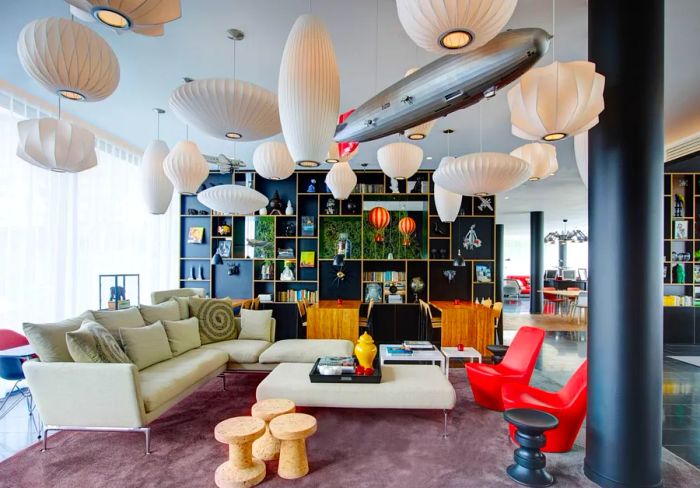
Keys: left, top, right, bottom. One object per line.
{"left": 309, "top": 357, "right": 382, "bottom": 383}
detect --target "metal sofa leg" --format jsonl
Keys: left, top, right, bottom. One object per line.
{"left": 442, "top": 410, "right": 449, "bottom": 439}
{"left": 40, "top": 426, "right": 151, "bottom": 454}
{"left": 143, "top": 427, "right": 151, "bottom": 455}
{"left": 41, "top": 426, "right": 52, "bottom": 451}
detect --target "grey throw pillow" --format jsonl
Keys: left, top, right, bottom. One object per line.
{"left": 139, "top": 300, "right": 181, "bottom": 324}
{"left": 162, "top": 317, "right": 201, "bottom": 356}
{"left": 119, "top": 322, "right": 173, "bottom": 370}
{"left": 66, "top": 320, "right": 131, "bottom": 364}
{"left": 23, "top": 310, "right": 95, "bottom": 362}
{"left": 189, "top": 297, "right": 238, "bottom": 344}
{"left": 239, "top": 309, "right": 274, "bottom": 341}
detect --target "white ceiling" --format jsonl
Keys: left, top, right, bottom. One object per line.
{"left": 1, "top": 0, "right": 699, "bottom": 239}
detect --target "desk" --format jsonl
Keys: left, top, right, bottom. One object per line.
{"left": 0, "top": 344, "right": 35, "bottom": 358}
{"left": 429, "top": 302, "right": 493, "bottom": 356}
{"left": 306, "top": 300, "right": 362, "bottom": 341}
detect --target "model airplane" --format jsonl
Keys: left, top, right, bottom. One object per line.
{"left": 246, "top": 239, "right": 272, "bottom": 249}
{"left": 334, "top": 28, "right": 551, "bottom": 143}
{"left": 477, "top": 197, "right": 493, "bottom": 212}
{"left": 203, "top": 153, "right": 246, "bottom": 174}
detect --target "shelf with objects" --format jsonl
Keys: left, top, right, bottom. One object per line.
{"left": 178, "top": 168, "right": 496, "bottom": 341}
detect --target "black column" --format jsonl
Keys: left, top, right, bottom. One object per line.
{"left": 558, "top": 241, "right": 567, "bottom": 268}
{"left": 530, "top": 212, "right": 543, "bottom": 314}
{"left": 585, "top": 1, "right": 664, "bottom": 487}
{"left": 495, "top": 224, "right": 505, "bottom": 344}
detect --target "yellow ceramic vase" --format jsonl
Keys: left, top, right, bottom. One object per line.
{"left": 354, "top": 332, "right": 377, "bottom": 369}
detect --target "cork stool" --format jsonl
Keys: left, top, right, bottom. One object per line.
{"left": 214, "top": 416, "right": 267, "bottom": 488}
{"left": 269, "top": 413, "right": 317, "bottom": 480}
{"left": 251, "top": 398, "right": 296, "bottom": 461}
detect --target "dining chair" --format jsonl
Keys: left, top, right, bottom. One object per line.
{"left": 359, "top": 299, "right": 376, "bottom": 334}
{"left": 573, "top": 291, "right": 588, "bottom": 323}
{"left": 0, "top": 330, "right": 35, "bottom": 421}
{"left": 482, "top": 298, "right": 493, "bottom": 308}
{"left": 492, "top": 302, "right": 504, "bottom": 344}
{"left": 296, "top": 299, "right": 307, "bottom": 328}
{"left": 543, "top": 287, "right": 566, "bottom": 314}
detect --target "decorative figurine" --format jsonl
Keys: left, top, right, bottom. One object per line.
{"left": 390, "top": 178, "right": 399, "bottom": 194}
{"left": 477, "top": 196, "right": 494, "bottom": 212}
{"left": 259, "top": 206, "right": 268, "bottom": 215}
{"left": 463, "top": 224, "right": 483, "bottom": 250}
{"left": 284, "top": 222, "right": 296, "bottom": 236}
{"left": 227, "top": 263, "right": 240, "bottom": 276}
{"left": 217, "top": 223, "right": 231, "bottom": 236}
{"left": 443, "top": 270, "right": 456, "bottom": 283}
{"left": 410, "top": 175, "right": 424, "bottom": 193}
{"left": 285, "top": 200, "right": 294, "bottom": 215}
{"left": 268, "top": 190, "right": 283, "bottom": 215}
{"left": 439, "top": 248, "right": 448, "bottom": 259}
{"left": 187, "top": 208, "right": 199, "bottom": 215}
{"left": 280, "top": 262, "right": 295, "bottom": 281}
{"left": 109, "top": 286, "right": 126, "bottom": 302}
{"left": 325, "top": 197, "right": 337, "bottom": 215}
{"left": 431, "top": 248, "right": 438, "bottom": 260}
{"left": 189, "top": 266, "right": 196, "bottom": 281}
{"left": 261, "top": 262, "right": 272, "bottom": 280}
{"left": 410, "top": 277, "right": 425, "bottom": 303}
{"left": 198, "top": 266, "right": 205, "bottom": 280}
{"left": 336, "top": 232, "right": 352, "bottom": 259}
{"left": 346, "top": 199, "right": 358, "bottom": 213}
{"left": 387, "top": 252, "right": 394, "bottom": 260}
{"left": 433, "top": 222, "right": 447, "bottom": 236}
{"left": 307, "top": 179, "right": 317, "bottom": 193}
{"left": 365, "top": 283, "right": 382, "bottom": 303}
{"left": 674, "top": 263, "right": 686, "bottom": 284}
{"left": 674, "top": 194, "right": 685, "bottom": 217}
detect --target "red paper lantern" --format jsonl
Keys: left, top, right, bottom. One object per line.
{"left": 398, "top": 216, "right": 417, "bottom": 246}
{"left": 368, "top": 206, "right": 391, "bottom": 242}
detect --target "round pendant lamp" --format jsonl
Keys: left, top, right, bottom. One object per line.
{"left": 163, "top": 140, "right": 209, "bottom": 195}
{"left": 574, "top": 132, "right": 588, "bottom": 188}
{"left": 252, "top": 141, "right": 294, "bottom": 180}
{"left": 278, "top": 14, "right": 340, "bottom": 167}
{"left": 17, "top": 17, "right": 119, "bottom": 102}
{"left": 377, "top": 142, "right": 423, "bottom": 180}
{"left": 510, "top": 142, "right": 558, "bottom": 181}
{"left": 433, "top": 152, "right": 531, "bottom": 196}
{"left": 65, "top": 0, "right": 182, "bottom": 36}
{"left": 325, "top": 161, "right": 357, "bottom": 200}
{"left": 326, "top": 141, "right": 358, "bottom": 164}
{"left": 170, "top": 79, "right": 281, "bottom": 142}
{"left": 16, "top": 117, "right": 97, "bottom": 173}
{"left": 396, "top": 0, "right": 517, "bottom": 54}
{"left": 197, "top": 184, "right": 268, "bottom": 216}
{"left": 141, "top": 139, "right": 173, "bottom": 214}
{"left": 507, "top": 61, "right": 605, "bottom": 142}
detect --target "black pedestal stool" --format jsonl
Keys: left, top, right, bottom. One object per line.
{"left": 503, "top": 408, "right": 559, "bottom": 487}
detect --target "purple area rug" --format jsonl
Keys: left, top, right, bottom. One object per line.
{"left": 0, "top": 371, "right": 698, "bottom": 487}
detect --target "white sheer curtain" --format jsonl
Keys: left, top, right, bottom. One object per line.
{"left": 0, "top": 93, "right": 179, "bottom": 334}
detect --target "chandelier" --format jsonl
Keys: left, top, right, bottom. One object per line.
{"left": 544, "top": 219, "right": 588, "bottom": 244}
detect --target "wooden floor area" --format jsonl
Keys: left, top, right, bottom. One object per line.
{"left": 503, "top": 312, "right": 588, "bottom": 332}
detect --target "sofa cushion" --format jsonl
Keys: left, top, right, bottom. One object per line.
{"left": 120, "top": 322, "right": 173, "bottom": 370}
{"left": 92, "top": 307, "right": 146, "bottom": 340}
{"left": 171, "top": 297, "right": 191, "bottom": 320}
{"left": 162, "top": 317, "right": 201, "bottom": 356}
{"left": 189, "top": 297, "right": 238, "bottom": 344}
{"left": 202, "top": 339, "right": 272, "bottom": 364}
{"left": 139, "top": 348, "right": 228, "bottom": 413}
{"left": 258, "top": 339, "right": 354, "bottom": 364}
{"left": 238, "top": 309, "right": 274, "bottom": 342}
{"left": 23, "top": 310, "right": 95, "bottom": 362}
{"left": 138, "top": 301, "right": 181, "bottom": 324}
{"left": 66, "top": 320, "right": 131, "bottom": 364}
{"left": 150, "top": 288, "right": 206, "bottom": 305}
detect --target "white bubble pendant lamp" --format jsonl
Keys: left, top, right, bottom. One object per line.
{"left": 17, "top": 17, "right": 119, "bottom": 101}
{"left": 433, "top": 152, "right": 531, "bottom": 196}
{"left": 507, "top": 61, "right": 605, "bottom": 142}
{"left": 16, "top": 117, "right": 97, "bottom": 172}
{"left": 396, "top": 0, "right": 517, "bottom": 54}
{"left": 325, "top": 162, "right": 357, "bottom": 200}
{"left": 140, "top": 108, "right": 172, "bottom": 214}
{"left": 163, "top": 140, "right": 208, "bottom": 195}
{"left": 377, "top": 142, "right": 423, "bottom": 180}
{"left": 278, "top": 15, "right": 340, "bottom": 167}
{"left": 197, "top": 185, "right": 268, "bottom": 216}
{"left": 253, "top": 141, "right": 295, "bottom": 180}
{"left": 434, "top": 158, "right": 462, "bottom": 223}
{"left": 65, "top": 0, "right": 181, "bottom": 36}
{"left": 574, "top": 132, "right": 588, "bottom": 188}
{"left": 510, "top": 142, "right": 558, "bottom": 181}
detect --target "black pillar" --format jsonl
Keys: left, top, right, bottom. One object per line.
{"left": 558, "top": 241, "right": 567, "bottom": 268}
{"left": 495, "top": 224, "right": 505, "bottom": 344}
{"left": 585, "top": 1, "right": 664, "bottom": 487}
{"left": 530, "top": 212, "right": 543, "bottom": 314}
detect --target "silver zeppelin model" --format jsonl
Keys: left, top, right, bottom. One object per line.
{"left": 334, "top": 28, "right": 552, "bottom": 143}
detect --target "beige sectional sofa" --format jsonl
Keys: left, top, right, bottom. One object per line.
{"left": 22, "top": 289, "right": 353, "bottom": 453}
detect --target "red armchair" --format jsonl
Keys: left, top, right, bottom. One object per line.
{"left": 506, "top": 275, "right": 530, "bottom": 295}
{"left": 465, "top": 326, "right": 545, "bottom": 411}
{"left": 502, "top": 360, "right": 588, "bottom": 452}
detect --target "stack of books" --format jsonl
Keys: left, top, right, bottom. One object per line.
{"left": 403, "top": 341, "right": 434, "bottom": 351}
{"left": 318, "top": 356, "right": 355, "bottom": 374}
{"left": 277, "top": 289, "right": 317, "bottom": 303}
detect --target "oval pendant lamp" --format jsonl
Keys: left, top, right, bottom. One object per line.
{"left": 434, "top": 129, "right": 462, "bottom": 222}
{"left": 17, "top": 17, "right": 119, "bottom": 101}
{"left": 253, "top": 141, "right": 295, "bottom": 180}
{"left": 65, "top": 0, "right": 181, "bottom": 36}
{"left": 325, "top": 161, "right": 357, "bottom": 200}
{"left": 433, "top": 152, "right": 531, "bottom": 196}
{"left": 141, "top": 108, "right": 173, "bottom": 214}
{"left": 278, "top": 15, "right": 340, "bottom": 167}
{"left": 510, "top": 142, "right": 558, "bottom": 181}
{"left": 163, "top": 137, "right": 209, "bottom": 195}
{"left": 197, "top": 184, "right": 268, "bottom": 216}
{"left": 396, "top": 0, "right": 518, "bottom": 54}
{"left": 377, "top": 141, "right": 423, "bottom": 180}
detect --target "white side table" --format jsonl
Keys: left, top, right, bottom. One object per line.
{"left": 379, "top": 344, "right": 446, "bottom": 373}
{"left": 441, "top": 347, "right": 482, "bottom": 378}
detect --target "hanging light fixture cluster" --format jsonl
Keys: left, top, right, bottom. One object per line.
{"left": 544, "top": 219, "right": 588, "bottom": 244}
{"left": 65, "top": 0, "right": 182, "bottom": 36}
{"left": 141, "top": 108, "right": 173, "bottom": 214}
{"left": 510, "top": 142, "right": 558, "bottom": 181}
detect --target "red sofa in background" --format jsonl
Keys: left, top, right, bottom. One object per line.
{"left": 506, "top": 275, "right": 531, "bottom": 295}
{"left": 502, "top": 360, "right": 588, "bottom": 452}
{"left": 465, "top": 326, "right": 545, "bottom": 411}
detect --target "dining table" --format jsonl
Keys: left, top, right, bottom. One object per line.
{"left": 538, "top": 289, "right": 582, "bottom": 298}
{"left": 306, "top": 300, "right": 362, "bottom": 342}
{"left": 429, "top": 301, "right": 495, "bottom": 356}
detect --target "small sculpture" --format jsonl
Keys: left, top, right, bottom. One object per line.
{"left": 307, "top": 179, "right": 317, "bottom": 193}
{"left": 260, "top": 262, "right": 272, "bottom": 280}
{"left": 443, "top": 270, "right": 456, "bottom": 283}
{"left": 390, "top": 178, "right": 399, "bottom": 194}
{"left": 463, "top": 224, "right": 483, "bottom": 250}
{"left": 284, "top": 222, "right": 296, "bottom": 236}
{"left": 346, "top": 199, "right": 358, "bottom": 213}
{"left": 198, "top": 266, "right": 205, "bottom": 280}
{"left": 227, "top": 263, "right": 240, "bottom": 276}
{"left": 410, "top": 175, "right": 424, "bottom": 193}
{"left": 674, "top": 194, "right": 685, "bottom": 217}
{"left": 439, "top": 248, "right": 447, "bottom": 259}
{"left": 280, "top": 262, "right": 295, "bottom": 281}
{"left": 189, "top": 266, "right": 196, "bottom": 281}
{"left": 365, "top": 283, "right": 382, "bottom": 302}
{"left": 285, "top": 200, "right": 294, "bottom": 215}
{"left": 433, "top": 222, "right": 447, "bottom": 236}
{"left": 325, "top": 197, "right": 337, "bottom": 215}
{"left": 477, "top": 196, "right": 494, "bottom": 212}
{"left": 431, "top": 248, "right": 438, "bottom": 260}
{"left": 217, "top": 223, "right": 231, "bottom": 236}
{"left": 269, "top": 190, "right": 283, "bottom": 215}
{"left": 259, "top": 206, "right": 268, "bottom": 215}
{"left": 674, "top": 263, "right": 686, "bottom": 284}
{"left": 410, "top": 277, "right": 425, "bottom": 303}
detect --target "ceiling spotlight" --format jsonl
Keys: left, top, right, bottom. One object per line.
{"left": 543, "top": 132, "right": 566, "bottom": 141}
{"left": 504, "top": 196, "right": 510, "bottom": 200}
{"left": 92, "top": 7, "right": 131, "bottom": 29}
{"left": 325, "top": 157, "right": 340, "bottom": 164}
{"left": 439, "top": 29, "right": 473, "bottom": 50}
{"left": 483, "top": 86, "right": 496, "bottom": 98}
{"left": 426, "top": 156, "right": 433, "bottom": 160}
{"left": 225, "top": 132, "right": 242, "bottom": 139}
{"left": 407, "top": 133, "right": 426, "bottom": 140}
{"left": 58, "top": 89, "right": 85, "bottom": 101}
{"left": 298, "top": 160, "right": 321, "bottom": 168}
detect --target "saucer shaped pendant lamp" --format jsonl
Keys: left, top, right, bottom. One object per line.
{"left": 325, "top": 161, "right": 357, "bottom": 200}
{"left": 433, "top": 152, "right": 531, "bottom": 196}
{"left": 17, "top": 17, "right": 119, "bottom": 101}
{"left": 510, "top": 142, "right": 558, "bottom": 181}
{"left": 377, "top": 142, "right": 423, "bottom": 180}
{"left": 507, "top": 61, "right": 605, "bottom": 142}
{"left": 169, "top": 79, "right": 280, "bottom": 141}
{"left": 197, "top": 184, "right": 268, "bottom": 216}
{"left": 163, "top": 140, "right": 209, "bottom": 195}
{"left": 434, "top": 158, "right": 462, "bottom": 223}
{"left": 65, "top": 0, "right": 182, "bottom": 36}
{"left": 403, "top": 69, "right": 437, "bottom": 140}
{"left": 574, "top": 132, "right": 588, "bottom": 188}
{"left": 141, "top": 140, "right": 173, "bottom": 214}
{"left": 396, "top": 0, "right": 517, "bottom": 54}
{"left": 16, "top": 117, "right": 97, "bottom": 172}
{"left": 252, "top": 141, "right": 294, "bottom": 180}
{"left": 278, "top": 14, "right": 340, "bottom": 167}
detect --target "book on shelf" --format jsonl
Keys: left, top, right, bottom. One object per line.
{"left": 301, "top": 216, "right": 315, "bottom": 236}
{"left": 300, "top": 251, "right": 315, "bottom": 268}
{"left": 363, "top": 271, "right": 406, "bottom": 282}
{"left": 276, "top": 289, "right": 317, "bottom": 303}
{"left": 387, "top": 295, "right": 404, "bottom": 304}
{"left": 403, "top": 340, "right": 434, "bottom": 350}
{"left": 354, "top": 183, "right": 385, "bottom": 194}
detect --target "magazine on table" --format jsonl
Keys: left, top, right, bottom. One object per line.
{"left": 402, "top": 340, "right": 434, "bottom": 350}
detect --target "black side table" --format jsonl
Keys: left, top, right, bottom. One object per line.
{"left": 503, "top": 408, "right": 559, "bottom": 487}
